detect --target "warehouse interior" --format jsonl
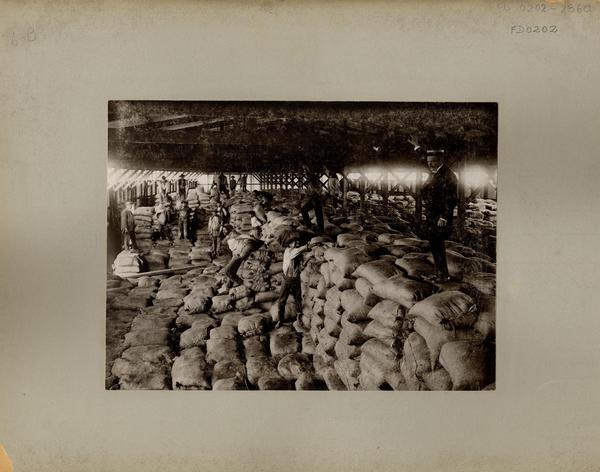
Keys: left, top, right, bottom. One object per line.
{"left": 106, "top": 101, "right": 497, "bottom": 391}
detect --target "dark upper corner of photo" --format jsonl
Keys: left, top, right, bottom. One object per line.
{"left": 107, "top": 101, "right": 498, "bottom": 173}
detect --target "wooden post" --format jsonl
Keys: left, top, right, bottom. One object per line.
{"left": 457, "top": 154, "right": 467, "bottom": 240}
{"left": 415, "top": 171, "right": 423, "bottom": 231}
{"left": 483, "top": 167, "right": 490, "bottom": 199}
{"left": 341, "top": 171, "right": 348, "bottom": 209}
{"left": 359, "top": 171, "right": 366, "bottom": 212}
{"left": 382, "top": 171, "right": 389, "bottom": 210}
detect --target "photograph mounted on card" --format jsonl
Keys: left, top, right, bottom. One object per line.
{"left": 106, "top": 100, "right": 497, "bottom": 391}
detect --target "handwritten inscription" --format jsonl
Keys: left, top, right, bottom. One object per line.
{"left": 497, "top": 2, "right": 593, "bottom": 13}
{"left": 510, "top": 24, "right": 559, "bottom": 33}
{"left": 8, "top": 26, "right": 37, "bottom": 47}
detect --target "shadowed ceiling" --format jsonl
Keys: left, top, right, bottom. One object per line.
{"left": 108, "top": 101, "right": 498, "bottom": 173}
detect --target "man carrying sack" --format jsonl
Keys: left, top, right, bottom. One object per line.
{"left": 223, "top": 230, "right": 264, "bottom": 286}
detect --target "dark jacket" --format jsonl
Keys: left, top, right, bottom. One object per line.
{"left": 422, "top": 164, "right": 458, "bottom": 230}
{"left": 121, "top": 209, "right": 135, "bottom": 233}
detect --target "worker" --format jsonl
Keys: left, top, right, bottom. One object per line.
{"left": 188, "top": 206, "right": 199, "bottom": 244}
{"left": 177, "top": 174, "right": 187, "bottom": 201}
{"left": 421, "top": 152, "right": 458, "bottom": 283}
{"left": 177, "top": 200, "right": 191, "bottom": 240}
{"left": 158, "top": 175, "right": 169, "bottom": 204}
{"left": 274, "top": 234, "right": 314, "bottom": 328}
{"left": 209, "top": 182, "right": 220, "bottom": 203}
{"left": 239, "top": 174, "right": 248, "bottom": 192}
{"left": 217, "top": 201, "right": 230, "bottom": 226}
{"left": 357, "top": 174, "right": 368, "bottom": 208}
{"left": 229, "top": 175, "right": 237, "bottom": 196}
{"left": 207, "top": 209, "right": 224, "bottom": 259}
{"left": 300, "top": 172, "right": 325, "bottom": 234}
{"left": 217, "top": 172, "right": 229, "bottom": 197}
{"left": 253, "top": 193, "right": 270, "bottom": 224}
{"left": 223, "top": 230, "right": 264, "bottom": 286}
{"left": 249, "top": 211, "right": 262, "bottom": 239}
{"left": 120, "top": 200, "right": 138, "bottom": 251}
{"left": 152, "top": 204, "right": 172, "bottom": 245}
{"left": 327, "top": 170, "right": 341, "bottom": 208}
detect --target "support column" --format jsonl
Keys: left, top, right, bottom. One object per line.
{"left": 457, "top": 154, "right": 467, "bottom": 240}
{"left": 341, "top": 170, "right": 348, "bottom": 209}
{"left": 359, "top": 171, "right": 366, "bottom": 212}
{"left": 415, "top": 171, "right": 423, "bottom": 232}
{"left": 382, "top": 171, "right": 390, "bottom": 210}
{"left": 483, "top": 167, "right": 490, "bottom": 199}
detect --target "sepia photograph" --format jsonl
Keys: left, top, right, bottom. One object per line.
{"left": 4, "top": 0, "right": 600, "bottom": 469}
{"left": 106, "top": 101, "right": 497, "bottom": 391}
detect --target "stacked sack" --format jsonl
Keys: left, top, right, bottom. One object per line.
{"left": 400, "top": 290, "right": 495, "bottom": 390}
{"left": 111, "top": 307, "right": 177, "bottom": 389}
{"left": 168, "top": 245, "right": 192, "bottom": 269}
{"left": 197, "top": 188, "right": 210, "bottom": 205}
{"left": 143, "top": 249, "right": 169, "bottom": 271}
{"left": 110, "top": 275, "right": 178, "bottom": 389}
{"left": 133, "top": 206, "right": 155, "bottom": 250}
{"left": 293, "top": 220, "right": 496, "bottom": 390}
{"left": 107, "top": 188, "right": 496, "bottom": 390}
{"left": 189, "top": 236, "right": 213, "bottom": 265}
{"left": 174, "top": 274, "right": 247, "bottom": 390}
{"left": 186, "top": 188, "right": 200, "bottom": 210}
{"left": 112, "top": 250, "right": 144, "bottom": 278}
{"left": 238, "top": 248, "right": 274, "bottom": 294}
{"left": 105, "top": 276, "right": 152, "bottom": 388}
{"left": 296, "top": 239, "right": 372, "bottom": 390}
{"left": 229, "top": 201, "right": 255, "bottom": 234}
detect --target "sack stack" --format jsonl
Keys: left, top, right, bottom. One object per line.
{"left": 112, "top": 250, "right": 144, "bottom": 278}
{"left": 107, "top": 189, "right": 496, "bottom": 390}
{"left": 133, "top": 207, "right": 155, "bottom": 250}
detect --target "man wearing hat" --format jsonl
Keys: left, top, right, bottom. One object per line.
{"left": 177, "top": 173, "right": 187, "bottom": 202}
{"left": 274, "top": 233, "right": 314, "bottom": 328}
{"left": 239, "top": 174, "right": 248, "bottom": 192}
{"left": 421, "top": 151, "right": 458, "bottom": 282}
{"left": 153, "top": 203, "right": 172, "bottom": 244}
{"left": 300, "top": 170, "right": 325, "bottom": 234}
{"left": 222, "top": 229, "right": 263, "bottom": 286}
{"left": 177, "top": 200, "right": 191, "bottom": 240}
{"left": 217, "top": 172, "right": 229, "bottom": 198}
{"left": 120, "top": 200, "right": 138, "bottom": 251}
{"left": 207, "top": 208, "right": 224, "bottom": 258}
{"left": 158, "top": 175, "right": 169, "bottom": 204}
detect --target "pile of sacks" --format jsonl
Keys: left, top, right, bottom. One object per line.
{"left": 229, "top": 201, "right": 255, "bottom": 234}
{"left": 389, "top": 194, "right": 416, "bottom": 211}
{"left": 466, "top": 198, "right": 497, "bottom": 232}
{"left": 107, "top": 189, "right": 496, "bottom": 390}
{"left": 186, "top": 188, "right": 200, "bottom": 209}
{"left": 142, "top": 248, "right": 169, "bottom": 271}
{"left": 133, "top": 206, "right": 155, "bottom": 249}
{"left": 112, "top": 250, "right": 144, "bottom": 278}
{"left": 297, "top": 227, "right": 496, "bottom": 390}
{"left": 189, "top": 233, "right": 214, "bottom": 265}
{"left": 108, "top": 275, "right": 179, "bottom": 389}
{"left": 168, "top": 243, "right": 193, "bottom": 269}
